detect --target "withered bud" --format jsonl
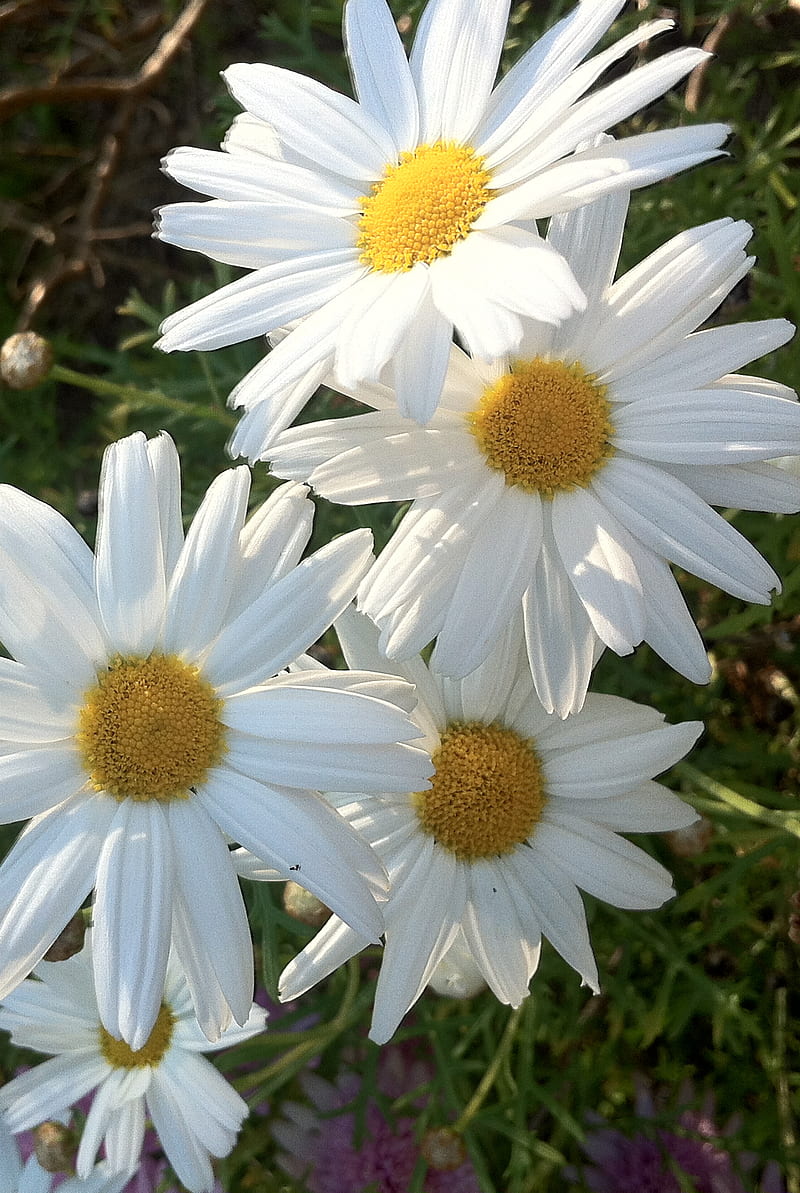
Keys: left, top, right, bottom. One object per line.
{"left": 283, "top": 881, "right": 331, "bottom": 928}
{"left": 34, "top": 1120, "right": 77, "bottom": 1173}
{"left": 1, "top": 332, "right": 54, "bottom": 389}
{"left": 44, "top": 912, "right": 86, "bottom": 962}
{"left": 665, "top": 816, "right": 714, "bottom": 858}
{"left": 421, "top": 1126, "right": 467, "bottom": 1172}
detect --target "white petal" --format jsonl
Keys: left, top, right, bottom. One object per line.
{"left": 593, "top": 456, "right": 780, "bottom": 601}
{"left": 162, "top": 145, "right": 361, "bottom": 212}
{"left": 0, "top": 1054, "right": 108, "bottom": 1132}
{"left": 371, "top": 844, "right": 465, "bottom": 1043}
{"left": 391, "top": 284, "right": 454, "bottom": 423}
{"left": 488, "top": 125, "right": 729, "bottom": 222}
{"left": 95, "top": 433, "right": 166, "bottom": 655}
{"left": 546, "top": 187, "right": 629, "bottom": 311}
{"left": 92, "top": 800, "right": 173, "bottom": 1051}
{"left": 613, "top": 389, "right": 800, "bottom": 465}
{"left": 558, "top": 780, "right": 696, "bottom": 832}
{"left": 631, "top": 319, "right": 795, "bottom": 392}
{"left": 664, "top": 460, "right": 800, "bottom": 514}
{"left": 0, "top": 487, "right": 104, "bottom": 683}
{"left": 507, "top": 848, "right": 598, "bottom": 991}
{"left": 545, "top": 721, "right": 702, "bottom": 799}
{"left": 156, "top": 251, "right": 364, "bottom": 353}
{"left": 0, "top": 744, "right": 85, "bottom": 822}
{"left": 223, "top": 63, "right": 396, "bottom": 179}
{"left": 462, "top": 862, "right": 534, "bottom": 1005}
{"left": 162, "top": 467, "right": 250, "bottom": 657}
{"left": 146, "top": 432, "right": 184, "bottom": 579}
{"left": 334, "top": 268, "right": 432, "bottom": 390}
{"left": 101, "top": 1097, "right": 146, "bottom": 1179}
{"left": 635, "top": 546, "right": 711, "bottom": 684}
{"left": 77, "top": 1071, "right": 145, "bottom": 1178}
{"left": 145, "top": 1075, "right": 216, "bottom": 1193}
{"left": 156, "top": 1051, "right": 245, "bottom": 1152}
{"left": 228, "top": 482, "right": 314, "bottom": 617}
{"left": 410, "top": 0, "right": 509, "bottom": 143}
{"left": 0, "top": 796, "right": 114, "bottom": 1001}
{"left": 200, "top": 771, "right": 386, "bottom": 942}
{"left": 535, "top": 815, "right": 675, "bottom": 909}
{"left": 279, "top": 915, "right": 367, "bottom": 1001}
{"left": 168, "top": 799, "right": 254, "bottom": 1037}
{"left": 522, "top": 523, "right": 598, "bottom": 718}
{"left": 550, "top": 486, "right": 645, "bottom": 654}
{"left": 203, "top": 529, "right": 373, "bottom": 691}
{"left": 432, "top": 485, "right": 542, "bottom": 677}
{"left": 345, "top": 0, "right": 418, "bottom": 152}
{"left": 537, "top": 691, "right": 665, "bottom": 752}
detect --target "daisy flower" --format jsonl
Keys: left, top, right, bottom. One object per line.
{"left": 266, "top": 192, "right": 800, "bottom": 715}
{"left": 0, "top": 935, "right": 266, "bottom": 1193}
{"left": 0, "top": 431, "right": 431, "bottom": 1049}
{"left": 279, "top": 607, "right": 702, "bottom": 1044}
{"left": 156, "top": 0, "right": 727, "bottom": 433}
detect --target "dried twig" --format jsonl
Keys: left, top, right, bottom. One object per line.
{"left": 685, "top": 10, "right": 736, "bottom": 113}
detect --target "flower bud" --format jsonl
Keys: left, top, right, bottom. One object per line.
{"left": 0, "top": 331, "right": 54, "bottom": 389}
{"left": 34, "top": 1120, "right": 77, "bottom": 1173}
{"left": 283, "top": 881, "right": 331, "bottom": 928}
{"left": 421, "top": 1126, "right": 468, "bottom": 1171}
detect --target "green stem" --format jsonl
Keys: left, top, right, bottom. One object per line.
{"left": 675, "top": 762, "right": 800, "bottom": 839}
{"left": 235, "top": 957, "right": 362, "bottom": 1102}
{"left": 50, "top": 364, "right": 235, "bottom": 428}
{"left": 454, "top": 1005, "right": 523, "bottom": 1133}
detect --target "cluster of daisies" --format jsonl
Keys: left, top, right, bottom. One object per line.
{"left": 0, "top": 0, "right": 797, "bottom": 1189}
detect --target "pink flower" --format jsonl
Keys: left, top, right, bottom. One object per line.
{"left": 274, "top": 1044, "right": 479, "bottom": 1193}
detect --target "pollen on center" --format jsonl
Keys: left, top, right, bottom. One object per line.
{"left": 77, "top": 653, "right": 226, "bottom": 802}
{"left": 413, "top": 721, "right": 547, "bottom": 861}
{"left": 357, "top": 141, "right": 491, "bottom": 273}
{"left": 468, "top": 356, "right": 614, "bottom": 496}
{"left": 99, "top": 1003, "right": 175, "bottom": 1069}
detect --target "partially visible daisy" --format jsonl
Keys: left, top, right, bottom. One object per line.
{"left": 0, "top": 432, "right": 431, "bottom": 1048}
{"left": 280, "top": 608, "right": 702, "bottom": 1044}
{"left": 0, "top": 935, "right": 266, "bottom": 1193}
{"left": 267, "top": 193, "right": 800, "bottom": 715}
{"left": 156, "top": 0, "right": 727, "bottom": 433}
{"left": 0, "top": 1116, "right": 130, "bottom": 1193}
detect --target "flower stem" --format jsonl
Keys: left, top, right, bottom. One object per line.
{"left": 454, "top": 1005, "right": 524, "bottom": 1133}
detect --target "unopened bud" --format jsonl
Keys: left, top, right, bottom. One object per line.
{"left": 44, "top": 912, "right": 86, "bottom": 962}
{"left": 1, "top": 332, "right": 54, "bottom": 389}
{"left": 283, "top": 881, "right": 331, "bottom": 928}
{"left": 34, "top": 1121, "right": 76, "bottom": 1173}
{"left": 428, "top": 931, "right": 487, "bottom": 999}
{"left": 421, "top": 1126, "right": 467, "bottom": 1171}
{"left": 665, "top": 816, "right": 714, "bottom": 858}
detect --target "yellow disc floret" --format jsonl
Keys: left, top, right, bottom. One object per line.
{"left": 468, "top": 357, "right": 614, "bottom": 496}
{"left": 99, "top": 1004, "right": 175, "bottom": 1069}
{"left": 357, "top": 141, "right": 491, "bottom": 273}
{"left": 413, "top": 721, "right": 547, "bottom": 860}
{"left": 77, "top": 653, "right": 226, "bottom": 801}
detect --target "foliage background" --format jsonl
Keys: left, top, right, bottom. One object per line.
{"left": 0, "top": 0, "right": 799, "bottom": 1190}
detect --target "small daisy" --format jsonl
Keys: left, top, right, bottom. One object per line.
{"left": 156, "top": 0, "right": 727, "bottom": 433}
{"left": 279, "top": 608, "right": 702, "bottom": 1044}
{"left": 266, "top": 193, "right": 800, "bottom": 715}
{"left": 0, "top": 432, "right": 431, "bottom": 1049}
{"left": 0, "top": 935, "right": 266, "bottom": 1193}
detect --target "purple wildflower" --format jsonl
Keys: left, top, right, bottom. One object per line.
{"left": 274, "top": 1044, "right": 480, "bottom": 1193}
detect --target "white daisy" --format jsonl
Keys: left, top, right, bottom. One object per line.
{"left": 0, "top": 934, "right": 266, "bottom": 1193}
{"left": 0, "top": 431, "right": 431, "bottom": 1050}
{"left": 266, "top": 193, "right": 800, "bottom": 716}
{"left": 279, "top": 607, "right": 702, "bottom": 1044}
{"left": 156, "top": 0, "right": 727, "bottom": 433}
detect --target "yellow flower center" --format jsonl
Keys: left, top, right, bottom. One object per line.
{"left": 413, "top": 721, "right": 547, "bottom": 860}
{"left": 77, "top": 653, "right": 226, "bottom": 801}
{"left": 99, "top": 1004, "right": 175, "bottom": 1069}
{"left": 357, "top": 141, "right": 491, "bottom": 273}
{"left": 468, "top": 357, "right": 614, "bottom": 496}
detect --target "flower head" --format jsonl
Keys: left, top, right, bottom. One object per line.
{"left": 274, "top": 1041, "right": 480, "bottom": 1192}
{"left": 0, "top": 935, "right": 265, "bottom": 1193}
{"left": 157, "top": 0, "right": 726, "bottom": 436}
{"left": 0, "top": 432, "right": 431, "bottom": 1048}
{"left": 570, "top": 1079, "right": 786, "bottom": 1193}
{"left": 267, "top": 191, "right": 800, "bottom": 714}
{"left": 280, "top": 608, "right": 702, "bottom": 1043}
